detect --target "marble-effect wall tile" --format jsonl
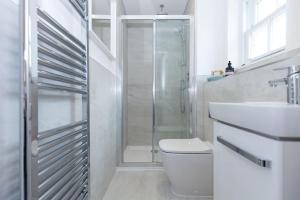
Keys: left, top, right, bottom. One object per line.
{"left": 198, "top": 63, "right": 287, "bottom": 143}
{"left": 90, "top": 58, "right": 117, "bottom": 200}
{"left": 126, "top": 23, "right": 153, "bottom": 146}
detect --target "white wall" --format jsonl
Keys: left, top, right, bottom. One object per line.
{"left": 0, "top": 0, "right": 22, "bottom": 199}
{"left": 227, "top": 0, "right": 243, "bottom": 67}
{"left": 286, "top": 0, "right": 300, "bottom": 51}
{"left": 89, "top": 0, "right": 127, "bottom": 198}
{"left": 194, "top": 0, "right": 300, "bottom": 75}
{"left": 89, "top": 47, "right": 117, "bottom": 200}
{"left": 89, "top": 0, "right": 122, "bottom": 198}
{"left": 195, "top": 0, "right": 228, "bottom": 75}
{"left": 184, "top": 0, "right": 194, "bottom": 15}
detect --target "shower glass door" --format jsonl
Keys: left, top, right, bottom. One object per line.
{"left": 153, "top": 20, "right": 190, "bottom": 162}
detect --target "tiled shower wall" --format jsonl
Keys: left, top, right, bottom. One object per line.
{"left": 125, "top": 22, "right": 153, "bottom": 146}
{"left": 197, "top": 57, "right": 300, "bottom": 142}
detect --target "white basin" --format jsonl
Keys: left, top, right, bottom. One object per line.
{"left": 209, "top": 102, "right": 300, "bottom": 139}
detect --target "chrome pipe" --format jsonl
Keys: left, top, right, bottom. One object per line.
{"left": 38, "top": 136, "right": 87, "bottom": 162}
{"left": 38, "top": 127, "right": 87, "bottom": 152}
{"left": 38, "top": 59, "right": 86, "bottom": 80}
{"left": 38, "top": 120, "right": 87, "bottom": 139}
{"left": 38, "top": 70, "right": 87, "bottom": 86}
{"left": 38, "top": 20, "right": 86, "bottom": 56}
{"left": 38, "top": 46, "right": 86, "bottom": 72}
{"left": 269, "top": 65, "right": 300, "bottom": 104}
{"left": 61, "top": 173, "right": 88, "bottom": 200}
{"left": 69, "top": 179, "right": 88, "bottom": 200}
{"left": 52, "top": 171, "right": 88, "bottom": 200}
{"left": 38, "top": 33, "right": 86, "bottom": 64}
{"left": 39, "top": 142, "right": 88, "bottom": 172}
{"left": 37, "top": 9, "right": 86, "bottom": 50}
{"left": 39, "top": 162, "right": 88, "bottom": 200}
{"left": 69, "top": 0, "right": 86, "bottom": 19}
{"left": 38, "top": 82, "right": 87, "bottom": 94}
{"left": 39, "top": 157, "right": 88, "bottom": 195}
{"left": 39, "top": 149, "right": 88, "bottom": 183}
{"left": 152, "top": 20, "right": 157, "bottom": 162}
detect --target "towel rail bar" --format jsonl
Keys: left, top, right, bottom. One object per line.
{"left": 38, "top": 46, "right": 86, "bottom": 72}
{"left": 39, "top": 157, "right": 88, "bottom": 195}
{"left": 69, "top": 0, "right": 87, "bottom": 19}
{"left": 39, "top": 150, "right": 88, "bottom": 183}
{"left": 69, "top": 179, "right": 88, "bottom": 200}
{"left": 62, "top": 174, "right": 88, "bottom": 200}
{"left": 38, "top": 70, "right": 87, "bottom": 86}
{"left": 38, "top": 59, "right": 86, "bottom": 80}
{"left": 37, "top": 9, "right": 86, "bottom": 50}
{"left": 52, "top": 171, "right": 88, "bottom": 200}
{"left": 38, "top": 120, "right": 87, "bottom": 139}
{"left": 39, "top": 128, "right": 87, "bottom": 152}
{"left": 38, "top": 82, "right": 87, "bottom": 94}
{"left": 38, "top": 136, "right": 88, "bottom": 162}
{"left": 38, "top": 33, "right": 86, "bottom": 64}
{"left": 39, "top": 163, "right": 88, "bottom": 200}
{"left": 38, "top": 20, "right": 85, "bottom": 56}
{"left": 39, "top": 142, "right": 88, "bottom": 172}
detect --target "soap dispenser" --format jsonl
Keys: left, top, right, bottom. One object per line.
{"left": 225, "top": 61, "right": 235, "bottom": 76}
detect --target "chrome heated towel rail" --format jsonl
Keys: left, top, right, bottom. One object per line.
{"left": 24, "top": 1, "right": 89, "bottom": 199}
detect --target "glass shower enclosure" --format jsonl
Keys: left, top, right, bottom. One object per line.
{"left": 121, "top": 17, "right": 192, "bottom": 163}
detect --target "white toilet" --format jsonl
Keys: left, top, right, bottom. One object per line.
{"left": 159, "top": 138, "right": 213, "bottom": 198}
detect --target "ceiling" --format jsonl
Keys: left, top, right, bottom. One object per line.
{"left": 122, "top": 0, "right": 189, "bottom": 15}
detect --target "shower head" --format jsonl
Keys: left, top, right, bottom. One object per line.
{"left": 157, "top": 4, "right": 168, "bottom": 15}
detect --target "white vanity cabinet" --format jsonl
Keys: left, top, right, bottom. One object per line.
{"left": 209, "top": 102, "right": 300, "bottom": 200}
{"left": 213, "top": 121, "right": 300, "bottom": 200}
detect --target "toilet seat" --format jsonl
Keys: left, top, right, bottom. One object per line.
{"left": 159, "top": 138, "right": 212, "bottom": 154}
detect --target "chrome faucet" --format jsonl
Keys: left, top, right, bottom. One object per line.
{"left": 268, "top": 65, "right": 300, "bottom": 105}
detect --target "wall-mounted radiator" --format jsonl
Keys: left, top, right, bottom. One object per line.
{"left": 23, "top": 0, "right": 89, "bottom": 199}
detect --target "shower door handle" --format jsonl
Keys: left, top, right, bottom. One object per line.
{"left": 180, "top": 80, "right": 186, "bottom": 113}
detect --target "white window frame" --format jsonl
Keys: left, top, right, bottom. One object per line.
{"left": 242, "top": 0, "right": 287, "bottom": 64}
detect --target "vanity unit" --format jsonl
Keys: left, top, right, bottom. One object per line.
{"left": 209, "top": 102, "right": 300, "bottom": 200}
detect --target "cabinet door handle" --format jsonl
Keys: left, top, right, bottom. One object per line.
{"left": 217, "top": 136, "right": 272, "bottom": 168}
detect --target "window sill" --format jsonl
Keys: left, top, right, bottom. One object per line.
{"left": 247, "top": 47, "right": 286, "bottom": 64}
{"left": 236, "top": 48, "right": 300, "bottom": 73}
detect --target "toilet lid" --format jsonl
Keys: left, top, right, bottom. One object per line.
{"left": 159, "top": 138, "right": 212, "bottom": 154}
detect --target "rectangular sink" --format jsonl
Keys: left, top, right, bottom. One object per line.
{"left": 209, "top": 102, "right": 300, "bottom": 140}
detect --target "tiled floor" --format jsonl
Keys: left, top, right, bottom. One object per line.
{"left": 103, "top": 169, "right": 212, "bottom": 200}
{"left": 124, "top": 146, "right": 161, "bottom": 163}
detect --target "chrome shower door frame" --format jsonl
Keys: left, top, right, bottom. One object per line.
{"left": 152, "top": 18, "right": 195, "bottom": 162}
{"left": 119, "top": 16, "right": 195, "bottom": 166}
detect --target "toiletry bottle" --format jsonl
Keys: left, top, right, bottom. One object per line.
{"left": 225, "top": 61, "right": 234, "bottom": 76}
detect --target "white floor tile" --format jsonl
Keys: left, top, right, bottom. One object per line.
{"left": 124, "top": 146, "right": 162, "bottom": 163}
{"left": 103, "top": 169, "right": 212, "bottom": 200}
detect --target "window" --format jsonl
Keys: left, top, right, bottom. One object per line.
{"left": 243, "top": 0, "right": 287, "bottom": 62}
